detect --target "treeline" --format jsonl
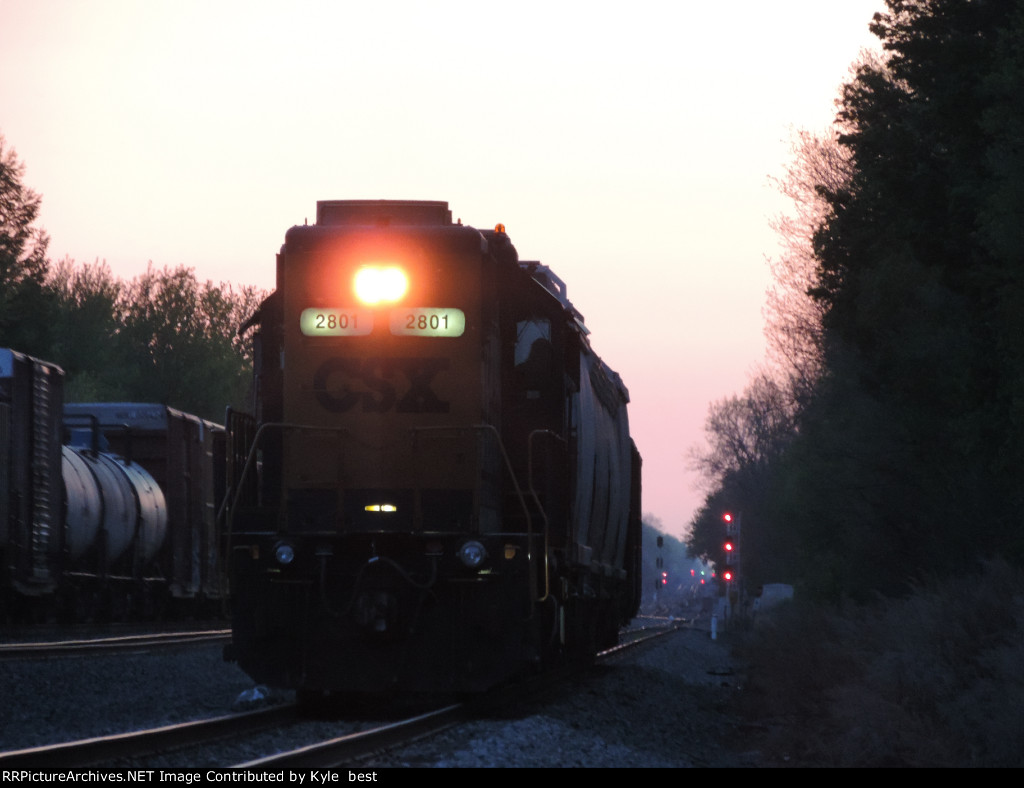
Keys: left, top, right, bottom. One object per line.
{"left": 0, "top": 135, "right": 264, "bottom": 423}
{"left": 688, "top": 0, "right": 1024, "bottom": 601}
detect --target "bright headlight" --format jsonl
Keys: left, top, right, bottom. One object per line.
{"left": 354, "top": 265, "right": 408, "bottom": 305}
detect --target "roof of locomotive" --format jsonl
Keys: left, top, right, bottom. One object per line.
{"left": 316, "top": 199, "right": 452, "bottom": 226}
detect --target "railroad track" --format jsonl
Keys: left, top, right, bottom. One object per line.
{"left": 0, "top": 625, "right": 682, "bottom": 768}
{"left": 0, "top": 703, "right": 299, "bottom": 769}
{"left": 0, "top": 629, "right": 231, "bottom": 660}
{"left": 235, "top": 704, "right": 467, "bottom": 769}
{"left": 240, "top": 623, "right": 685, "bottom": 768}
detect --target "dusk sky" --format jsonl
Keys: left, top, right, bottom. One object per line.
{"left": 1, "top": 0, "right": 884, "bottom": 538}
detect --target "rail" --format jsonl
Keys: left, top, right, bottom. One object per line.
{"left": 236, "top": 625, "right": 681, "bottom": 768}
{"left": 0, "top": 629, "right": 231, "bottom": 660}
{"left": 0, "top": 704, "right": 296, "bottom": 769}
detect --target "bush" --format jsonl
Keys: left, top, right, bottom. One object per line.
{"left": 735, "top": 561, "right": 1024, "bottom": 766}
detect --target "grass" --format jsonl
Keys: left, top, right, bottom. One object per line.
{"left": 732, "top": 560, "right": 1024, "bottom": 767}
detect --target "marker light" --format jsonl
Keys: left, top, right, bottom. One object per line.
{"left": 354, "top": 266, "right": 408, "bottom": 305}
{"left": 274, "top": 541, "right": 296, "bottom": 566}
{"left": 457, "top": 540, "right": 487, "bottom": 569}
{"left": 364, "top": 504, "right": 398, "bottom": 513}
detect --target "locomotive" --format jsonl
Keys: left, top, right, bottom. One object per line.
{"left": 224, "top": 200, "right": 642, "bottom": 697}
{"left": 0, "top": 348, "right": 225, "bottom": 623}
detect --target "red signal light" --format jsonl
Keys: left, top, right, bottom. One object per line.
{"left": 724, "top": 541, "right": 734, "bottom": 552}
{"left": 722, "top": 569, "right": 734, "bottom": 582}
{"left": 722, "top": 512, "right": 733, "bottom": 523}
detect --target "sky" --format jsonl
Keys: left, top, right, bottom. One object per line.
{"left": 0, "top": 0, "right": 885, "bottom": 539}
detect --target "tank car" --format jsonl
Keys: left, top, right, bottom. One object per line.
{"left": 62, "top": 402, "right": 226, "bottom": 618}
{"left": 224, "top": 200, "right": 642, "bottom": 697}
{"left": 1, "top": 347, "right": 226, "bottom": 623}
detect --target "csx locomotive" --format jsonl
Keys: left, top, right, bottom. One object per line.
{"left": 224, "top": 200, "right": 641, "bottom": 697}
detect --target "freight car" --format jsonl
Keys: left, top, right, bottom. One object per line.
{"left": 0, "top": 348, "right": 226, "bottom": 624}
{"left": 223, "top": 200, "right": 642, "bottom": 699}
{"left": 62, "top": 402, "right": 226, "bottom": 619}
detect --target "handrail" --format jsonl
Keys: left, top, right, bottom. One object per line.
{"left": 223, "top": 420, "right": 557, "bottom": 605}
{"left": 408, "top": 423, "right": 531, "bottom": 540}
{"left": 225, "top": 421, "right": 352, "bottom": 534}
{"left": 527, "top": 429, "right": 566, "bottom": 604}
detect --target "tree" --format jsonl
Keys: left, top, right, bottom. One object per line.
{"left": 116, "top": 264, "right": 263, "bottom": 420}
{"left": 0, "top": 134, "right": 266, "bottom": 421}
{"left": 690, "top": 371, "right": 797, "bottom": 491}
{"left": 46, "top": 258, "right": 125, "bottom": 400}
{"left": 765, "top": 126, "right": 853, "bottom": 405}
{"left": 790, "top": 0, "right": 1024, "bottom": 592}
{"left": 692, "top": 1, "right": 1024, "bottom": 599}
{"left": 0, "top": 134, "right": 53, "bottom": 355}
{"left": 687, "top": 372, "right": 800, "bottom": 590}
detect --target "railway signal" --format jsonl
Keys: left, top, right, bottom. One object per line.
{"left": 722, "top": 512, "right": 736, "bottom": 569}
{"left": 719, "top": 511, "right": 742, "bottom": 619}
{"left": 721, "top": 511, "right": 739, "bottom": 585}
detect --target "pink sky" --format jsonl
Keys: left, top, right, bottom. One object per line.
{"left": 0, "top": 0, "right": 883, "bottom": 538}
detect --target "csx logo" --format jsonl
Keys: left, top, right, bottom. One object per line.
{"left": 312, "top": 357, "right": 450, "bottom": 413}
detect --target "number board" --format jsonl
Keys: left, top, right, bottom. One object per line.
{"left": 390, "top": 308, "right": 465, "bottom": 337}
{"left": 299, "top": 308, "right": 465, "bottom": 338}
{"left": 300, "top": 309, "right": 373, "bottom": 336}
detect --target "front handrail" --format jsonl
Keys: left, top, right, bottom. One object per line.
{"left": 408, "top": 424, "right": 532, "bottom": 541}
{"left": 225, "top": 421, "right": 352, "bottom": 534}
{"left": 223, "top": 420, "right": 556, "bottom": 605}
{"left": 526, "top": 429, "right": 566, "bottom": 603}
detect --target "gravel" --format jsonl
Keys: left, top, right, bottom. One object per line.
{"left": 369, "top": 623, "right": 754, "bottom": 768}
{"left": 0, "top": 622, "right": 756, "bottom": 767}
{"left": 0, "top": 642, "right": 256, "bottom": 752}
